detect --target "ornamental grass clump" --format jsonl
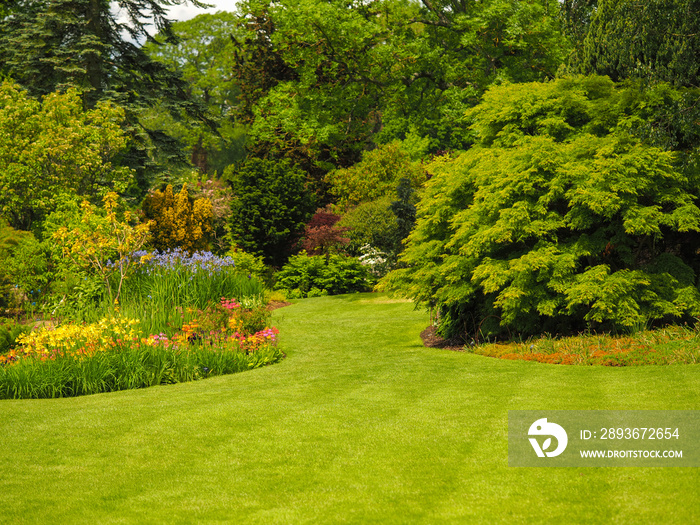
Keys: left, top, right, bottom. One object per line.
{"left": 116, "top": 248, "right": 265, "bottom": 335}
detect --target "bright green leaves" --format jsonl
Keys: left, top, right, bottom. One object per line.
{"left": 144, "top": 12, "right": 245, "bottom": 174}
{"left": 231, "top": 0, "right": 570, "bottom": 172}
{"left": 0, "top": 82, "right": 133, "bottom": 232}
{"left": 564, "top": 266, "right": 650, "bottom": 326}
{"left": 384, "top": 76, "right": 700, "bottom": 338}
{"left": 326, "top": 142, "right": 427, "bottom": 209}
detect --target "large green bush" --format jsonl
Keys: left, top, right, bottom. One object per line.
{"left": 337, "top": 196, "right": 399, "bottom": 256}
{"left": 274, "top": 252, "right": 372, "bottom": 298}
{"left": 338, "top": 178, "right": 419, "bottom": 274}
{"left": 383, "top": 76, "right": 700, "bottom": 339}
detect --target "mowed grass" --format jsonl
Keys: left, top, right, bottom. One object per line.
{"left": 0, "top": 293, "right": 698, "bottom": 524}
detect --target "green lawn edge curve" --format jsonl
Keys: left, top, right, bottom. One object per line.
{"left": 0, "top": 293, "right": 698, "bottom": 524}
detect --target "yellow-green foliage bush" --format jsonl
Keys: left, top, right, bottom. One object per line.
{"left": 326, "top": 142, "right": 426, "bottom": 209}
{"left": 0, "top": 82, "right": 133, "bottom": 231}
{"left": 53, "top": 192, "right": 152, "bottom": 305}
{"left": 384, "top": 76, "right": 700, "bottom": 339}
{"left": 142, "top": 183, "right": 213, "bottom": 253}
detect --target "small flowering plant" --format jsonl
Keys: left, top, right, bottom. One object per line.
{"left": 130, "top": 248, "right": 237, "bottom": 275}
{"left": 2, "top": 316, "right": 141, "bottom": 364}
{"left": 220, "top": 297, "right": 241, "bottom": 311}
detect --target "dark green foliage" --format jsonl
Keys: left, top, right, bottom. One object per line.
{"left": 0, "top": 321, "right": 30, "bottom": 355}
{"left": 384, "top": 76, "right": 700, "bottom": 339}
{"left": 559, "top": 0, "right": 598, "bottom": 50}
{"left": 144, "top": 12, "right": 246, "bottom": 174}
{"left": 337, "top": 178, "right": 418, "bottom": 274}
{"left": 0, "top": 0, "right": 205, "bottom": 103}
{"left": 578, "top": 0, "right": 700, "bottom": 87}
{"left": 389, "top": 178, "right": 418, "bottom": 246}
{"left": 274, "top": 253, "right": 372, "bottom": 298}
{"left": 224, "top": 158, "right": 316, "bottom": 267}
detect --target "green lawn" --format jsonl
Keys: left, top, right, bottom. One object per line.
{"left": 1, "top": 293, "right": 698, "bottom": 524}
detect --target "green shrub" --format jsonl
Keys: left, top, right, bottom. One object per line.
{"left": 0, "top": 82, "right": 132, "bottom": 231}
{"left": 224, "top": 158, "right": 316, "bottom": 267}
{"left": 0, "top": 220, "right": 48, "bottom": 309}
{"left": 337, "top": 196, "right": 399, "bottom": 256}
{"left": 0, "top": 321, "right": 30, "bottom": 355}
{"left": 384, "top": 76, "right": 700, "bottom": 339}
{"left": 227, "top": 246, "right": 271, "bottom": 283}
{"left": 325, "top": 141, "right": 426, "bottom": 208}
{"left": 274, "top": 252, "right": 372, "bottom": 298}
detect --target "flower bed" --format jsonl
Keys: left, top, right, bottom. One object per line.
{"left": 469, "top": 326, "right": 700, "bottom": 366}
{"left": 0, "top": 297, "right": 283, "bottom": 399}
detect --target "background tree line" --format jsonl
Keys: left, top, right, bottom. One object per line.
{"left": 1, "top": 0, "right": 698, "bottom": 337}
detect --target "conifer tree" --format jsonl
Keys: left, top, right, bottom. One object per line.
{"left": 0, "top": 0, "right": 212, "bottom": 187}
{"left": 578, "top": 0, "right": 700, "bottom": 87}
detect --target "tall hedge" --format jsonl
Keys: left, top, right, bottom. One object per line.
{"left": 383, "top": 76, "right": 700, "bottom": 338}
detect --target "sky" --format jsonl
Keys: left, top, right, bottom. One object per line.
{"left": 167, "top": 0, "right": 239, "bottom": 21}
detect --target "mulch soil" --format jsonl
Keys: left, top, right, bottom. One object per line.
{"left": 267, "top": 301, "right": 293, "bottom": 311}
{"left": 419, "top": 325, "right": 465, "bottom": 352}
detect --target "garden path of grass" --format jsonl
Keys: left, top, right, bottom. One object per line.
{"left": 1, "top": 293, "right": 698, "bottom": 524}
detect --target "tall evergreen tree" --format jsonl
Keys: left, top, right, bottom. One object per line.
{"left": 0, "top": 0, "right": 212, "bottom": 192}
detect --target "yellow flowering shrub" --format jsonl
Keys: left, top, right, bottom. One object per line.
{"left": 52, "top": 192, "right": 152, "bottom": 304}
{"left": 142, "top": 183, "right": 213, "bottom": 253}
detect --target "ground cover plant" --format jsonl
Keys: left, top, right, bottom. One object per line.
{"left": 0, "top": 294, "right": 697, "bottom": 524}
{"left": 468, "top": 325, "right": 700, "bottom": 366}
